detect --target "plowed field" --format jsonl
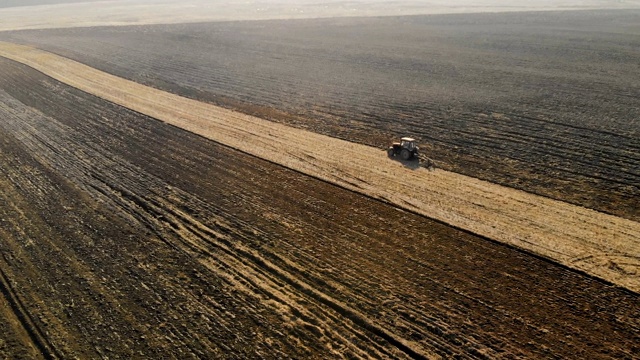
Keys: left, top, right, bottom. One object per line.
{"left": 1, "top": 10, "right": 640, "bottom": 360}
{"left": 1, "top": 51, "right": 639, "bottom": 359}
{"left": 1, "top": 42, "right": 638, "bottom": 293}
{"left": 2, "top": 10, "right": 639, "bottom": 220}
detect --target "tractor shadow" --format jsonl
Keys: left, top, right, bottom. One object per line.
{"left": 386, "top": 152, "right": 437, "bottom": 171}
{"left": 387, "top": 155, "right": 423, "bottom": 170}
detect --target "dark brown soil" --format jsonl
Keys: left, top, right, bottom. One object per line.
{"left": 1, "top": 10, "right": 638, "bottom": 220}
{"left": 1, "top": 51, "right": 639, "bottom": 358}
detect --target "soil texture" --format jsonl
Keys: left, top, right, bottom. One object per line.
{"left": 1, "top": 42, "right": 638, "bottom": 293}
{"left": 1, "top": 11, "right": 638, "bottom": 220}
{"left": 0, "top": 47, "right": 639, "bottom": 359}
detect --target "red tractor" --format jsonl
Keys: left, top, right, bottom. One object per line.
{"left": 387, "top": 137, "right": 419, "bottom": 160}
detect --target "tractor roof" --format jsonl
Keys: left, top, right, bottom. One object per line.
{"left": 401, "top": 137, "right": 416, "bottom": 142}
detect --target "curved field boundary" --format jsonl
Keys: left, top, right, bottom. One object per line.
{"left": 1, "top": 41, "right": 638, "bottom": 293}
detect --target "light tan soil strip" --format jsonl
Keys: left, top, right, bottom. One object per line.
{"left": 1, "top": 42, "right": 638, "bottom": 292}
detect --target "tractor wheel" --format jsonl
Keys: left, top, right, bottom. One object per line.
{"left": 400, "top": 149, "right": 411, "bottom": 160}
{"left": 387, "top": 148, "right": 395, "bottom": 157}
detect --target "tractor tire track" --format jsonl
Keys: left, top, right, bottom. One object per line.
{"left": 0, "top": 264, "right": 56, "bottom": 360}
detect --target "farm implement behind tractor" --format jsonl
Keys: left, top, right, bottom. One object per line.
{"left": 387, "top": 137, "right": 436, "bottom": 170}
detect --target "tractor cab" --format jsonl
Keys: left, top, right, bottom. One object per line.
{"left": 400, "top": 137, "right": 416, "bottom": 151}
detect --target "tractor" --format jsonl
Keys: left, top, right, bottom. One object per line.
{"left": 387, "top": 137, "right": 419, "bottom": 161}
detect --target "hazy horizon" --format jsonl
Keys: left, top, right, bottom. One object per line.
{"left": 2, "top": 0, "right": 640, "bottom": 31}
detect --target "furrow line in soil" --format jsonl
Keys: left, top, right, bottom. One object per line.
{"left": 0, "top": 258, "right": 56, "bottom": 359}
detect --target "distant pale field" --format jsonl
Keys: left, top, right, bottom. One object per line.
{"left": 2, "top": 0, "right": 640, "bottom": 31}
